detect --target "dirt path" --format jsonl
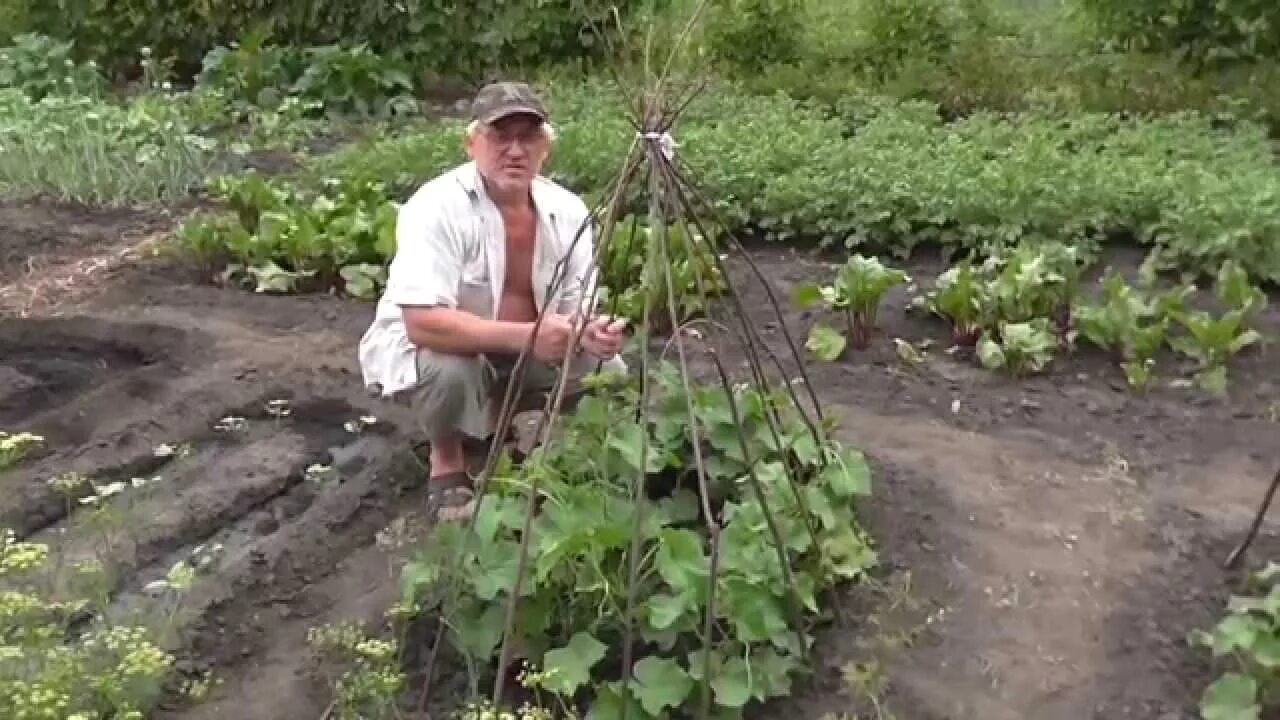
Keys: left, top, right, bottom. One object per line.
{"left": 3, "top": 203, "right": 1278, "bottom": 719}
{"left": 734, "top": 247, "right": 1280, "bottom": 720}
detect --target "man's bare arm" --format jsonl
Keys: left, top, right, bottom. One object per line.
{"left": 402, "top": 306, "right": 533, "bottom": 355}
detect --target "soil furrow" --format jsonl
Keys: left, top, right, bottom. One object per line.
{"left": 149, "top": 431, "right": 424, "bottom": 718}
{"left": 31, "top": 433, "right": 316, "bottom": 592}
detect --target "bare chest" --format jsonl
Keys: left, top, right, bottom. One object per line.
{"left": 501, "top": 209, "right": 537, "bottom": 289}
{"left": 496, "top": 208, "right": 537, "bottom": 320}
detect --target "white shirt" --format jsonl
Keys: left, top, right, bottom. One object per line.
{"left": 358, "top": 161, "right": 601, "bottom": 397}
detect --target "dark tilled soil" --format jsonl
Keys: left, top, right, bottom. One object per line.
{"left": 2, "top": 202, "right": 1279, "bottom": 720}
{"left": 0, "top": 199, "right": 180, "bottom": 283}
{"left": 728, "top": 245, "right": 1280, "bottom": 720}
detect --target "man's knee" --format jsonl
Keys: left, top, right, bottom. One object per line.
{"left": 412, "top": 352, "right": 487, "bottom": 427}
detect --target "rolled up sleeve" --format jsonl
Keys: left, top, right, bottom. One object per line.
{"left": 383, "top": 200, "right": 461, "bottom": 308}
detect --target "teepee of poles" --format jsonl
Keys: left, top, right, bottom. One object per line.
{"left": 413, "top": 3, "right": 860, "bottom": 716}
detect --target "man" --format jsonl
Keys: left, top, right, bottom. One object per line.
{"left": 359, "top": 81, "right": 627, "bottom": 522}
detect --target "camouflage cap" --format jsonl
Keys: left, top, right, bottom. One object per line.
{"left": 470, "top": 81, "right": 548, "bottom": 125}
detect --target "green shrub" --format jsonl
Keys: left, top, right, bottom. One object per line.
{"left": 14, "top": 0, "right": 655, "bottom": 79}
{"left": 0, "top": 33, "right": 105, "bottom": 100}
{"left": 703, "top": 0, "right": 805, "bottom": 73}
{"left": 729, "top": 0, "right": 1280, "bottom": 132}
{"left": 1076, "top": 0, "right": 1280, "bottom": 67}
{"left": 199, "top": 36, "right": 417, "bottom": 119}
{"left": 849, "top": 0, "right": 957, "bottom": 80}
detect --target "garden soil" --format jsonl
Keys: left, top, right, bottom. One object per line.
{"left": 2, "top": 201, "right": 1278, "bottom": 720}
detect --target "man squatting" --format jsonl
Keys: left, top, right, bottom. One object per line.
{"left": 358, "top": 81, "right": 628, "bottom": 523}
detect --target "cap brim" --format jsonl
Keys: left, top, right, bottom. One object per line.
{"left": 478, "top": 106, "right": 547, "bottom": 124}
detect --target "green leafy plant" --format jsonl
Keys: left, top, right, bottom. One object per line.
{"left": 910, "top": 244, "right": 1083, "bottom": 368}
{"left": 197, "top": 29, "right": 306, "bottom": 113}
{"left": 704, "top": 0, "right": 805, "bottom": 73}
{"left": 401, "top": 363, "right": 876, "bottom": 717}
{"left": 1077, "top": 0, "right": 1280, "bottom": 69}
{"left": 981, "top": 244, "right": 1082, "bottom": 335}
{"left": 845, "top": 0, "right": 958, "bottom": 81}
{"left": 176, "top": 173, "right": 398, "bottom": 296}
{"left": 794, "top": 254, "right": 908, "bottom": 351}
{"left": 197, "top": 35, "right": 416, "bottom": 122}
{"left": 14, "top": 0, "right": 643, "bottom": 79}
{"left": 1170, "top": 310, "right": 1262, "bottom": 394}
{"left": 1072, "top": 270, "right": 1189, "bottom": 390}
{"left": 805, "top": 323, "right": 848, "bottom": 361}
{"left": 1191, "top": 561, "right": 1280, "bottom": 719}
{"left": 911, "top": 260, "right": 990, "bottom": 346}
{"left": 0, "top": 32, "right": 104, "bottom": 100}
{"left": 1167, "top": 260, "right": 1267, "bottom": 394}
{"left": 291, "top": 43, "right": 417, "bottom": 118}
{"left": 598, "top": 217, "right": 725, "bottom": 331}
{"left": 1217, "top": 259, "right": 1270, "bottom": 318}
{"left": 977, "top": 318, "right": 1057, "bottom": 377}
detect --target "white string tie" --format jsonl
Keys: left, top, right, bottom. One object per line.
{"left": 638, "top": 130, "right": 677, "bottom": 159}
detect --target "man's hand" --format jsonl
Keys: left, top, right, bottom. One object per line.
{"left": 531, "top": 313, "right": 576, "bottom": 364}
{"left": 579, "top": 314, "right": 627, "bottom": 360}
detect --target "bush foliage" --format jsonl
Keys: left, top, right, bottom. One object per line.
{"left": 1076, "top": 0, "right": 1280, "bottom": 66}
{"left": 6, "top": 0, "right": 654, "bottom": 77}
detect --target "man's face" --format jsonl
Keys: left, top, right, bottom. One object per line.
{"left": 465, "top": 113, "right": 551, "bottom": 198}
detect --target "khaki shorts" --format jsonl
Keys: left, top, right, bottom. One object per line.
{"left": 400, "top": 349, "right": 626, "bottom": 441}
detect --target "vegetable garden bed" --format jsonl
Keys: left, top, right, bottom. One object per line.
{"left": 2, "top": 196, "right": 1279, "bottom": 719}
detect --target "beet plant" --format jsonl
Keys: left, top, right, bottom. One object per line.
{"left": 793, "top": 254, "right": 908, "bottom": 354}
{"left": 913, "top": 260, "right": 990, "bottom": 347}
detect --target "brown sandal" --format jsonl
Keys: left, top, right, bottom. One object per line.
{"left": 425, "top": 471, "right": 476, "bottom": 524}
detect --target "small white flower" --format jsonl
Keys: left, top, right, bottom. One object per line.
{"left": 97, "top": 481, "right": 128, "bottom": 497}
{"left": 215, "top": 416, "right": 247, "bottom": 432}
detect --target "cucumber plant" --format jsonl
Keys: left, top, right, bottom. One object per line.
{"left": 401, "top": 363, "right": 876, "bottom": 718}
{"left": 1191, "top": 562, "right": 1280, "bottom": 720}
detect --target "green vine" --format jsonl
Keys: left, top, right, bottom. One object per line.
{"left": 402, "top": 362, "right": 876, "bottom": 717}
